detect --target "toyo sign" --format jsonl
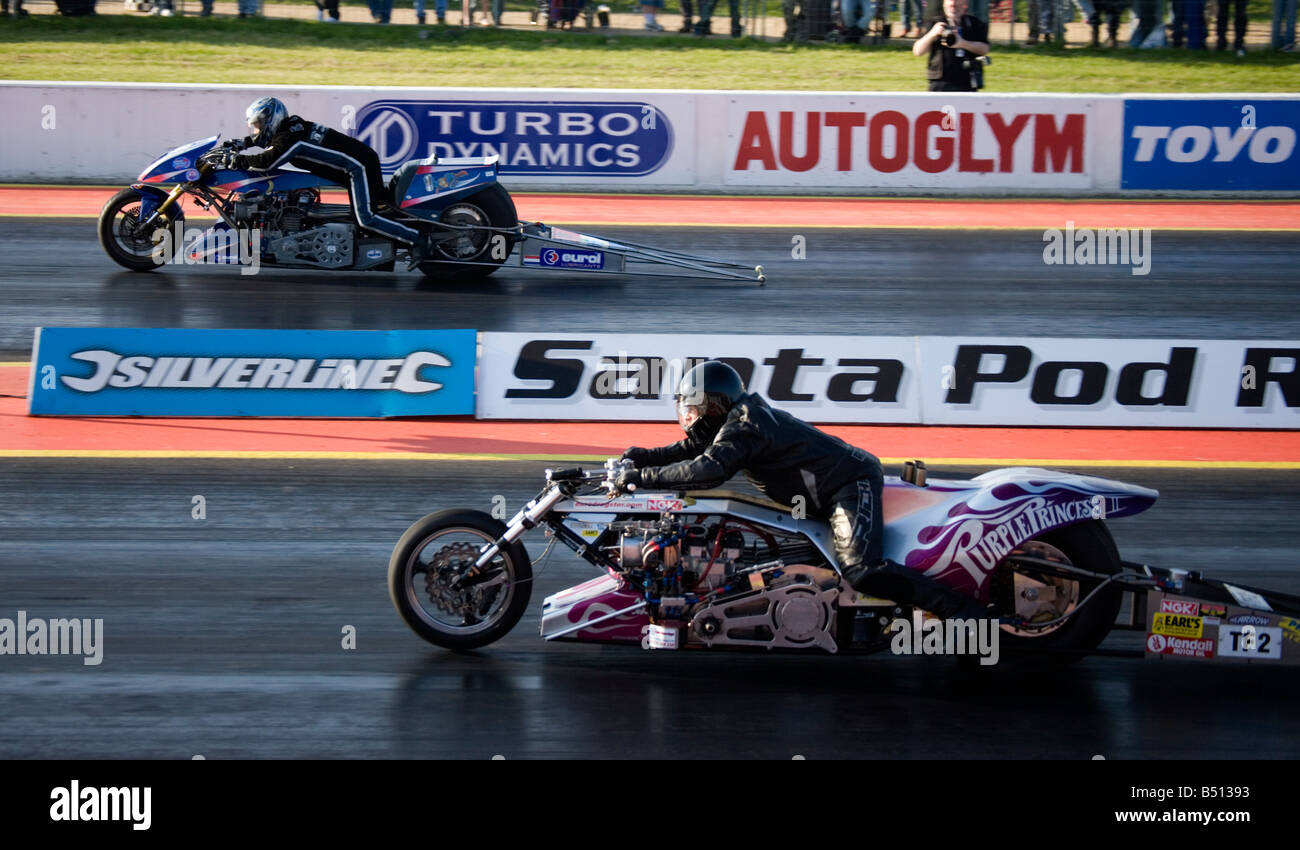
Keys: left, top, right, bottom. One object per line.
{"left": 1122, "top": 98, "right": 1300, "bottom": 190}
{"left": 353, "top": 99, "right": 673, "bottom": 177}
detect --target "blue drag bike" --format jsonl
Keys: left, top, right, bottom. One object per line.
{"left": 98, "top": 135, "right": 519, "bottom": 280}
{"left": 99, "top": 135, "right": 765, "bottom": 283}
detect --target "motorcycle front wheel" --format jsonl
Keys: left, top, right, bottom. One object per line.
{"left": 388, "top": 509, "right": 533, "bottom": 651}
{"left": 97, "top": 187, "right": 182, "bottom": 272}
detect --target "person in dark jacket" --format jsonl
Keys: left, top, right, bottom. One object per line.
{"left": 616, "top": 361, "right": 988, "bottom": 621}
{"left": 913, "top": 0, "right": 988, "bottom": 92}
{"left": 226, "top": 97, "right": 427, "bottom": 263}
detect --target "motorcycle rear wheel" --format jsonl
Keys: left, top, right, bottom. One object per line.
{"left": 991, "top": 520, "right": 1125, "bottom": 663}
{"left": 388, "top": 509, "right": 533, "bottom": 651}
{"left": 417, "top": 185, "right": 518, "bottom": 281}
{"left": 98, "top": 187, "right": 181, "bottom": 272}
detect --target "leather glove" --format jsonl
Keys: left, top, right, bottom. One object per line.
{"left": 612, "top": 468, "right": 642, "bottom": 495}
{"left": 621, "top": 447, "right": 650, "bottom": 468}
{"left": 226, "top": 151, "right": 245, "bottom": 170}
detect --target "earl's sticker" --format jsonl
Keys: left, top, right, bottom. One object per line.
{"left": 1152, "top": 612, "right": 1204, "bottom": 638}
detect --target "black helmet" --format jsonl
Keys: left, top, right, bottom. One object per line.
{"left": 674, "top": 361, "right": 744, "bottom": 434}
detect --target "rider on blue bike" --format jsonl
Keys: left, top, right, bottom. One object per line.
{"left": 224, "top": 97, "right": 431, "bottom": 265}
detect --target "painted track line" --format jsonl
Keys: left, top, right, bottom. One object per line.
{"left": 4, "top": 186, "right": 1300, "bottom": 230}
{"left": 2, "top": 365, "right": 1297, "bottom": 469}
{"left": 1, "top": 449, "right": 1297, "bottom": 469}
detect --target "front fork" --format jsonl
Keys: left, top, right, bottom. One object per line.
{"left": 451, "top": 485, "right": 568, "bottom": 587}
{"left": 140, "top": 162, "right": 213, "bottom": 228}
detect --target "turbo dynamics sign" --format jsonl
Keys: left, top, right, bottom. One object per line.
{"left": 29, "top": 328, "right": 476, "bottom": 417}
{"left": 354, "top": 99, "right": 674, "bottom": 177}
{"left": 477, "top": 333, "right": 1300, "bottom": 428}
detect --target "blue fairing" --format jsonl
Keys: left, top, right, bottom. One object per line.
{"left": 396, "top": 156, "right": 501, "bottom": 216}
{"left": 208, "top": 169, "right": 339, "bottom": 194}
{"left": 129, "top": 183, "right": 180, "bottom": 224}
{"left": 139, "top": 136, "right": 220, "bottom": 184}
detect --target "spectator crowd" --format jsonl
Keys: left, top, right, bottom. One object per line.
{"left": 5, "top": 0, "right": 1297, "bottom": 53}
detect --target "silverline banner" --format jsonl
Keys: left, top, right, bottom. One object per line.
{"left": 29, "top": 327, "right": 478, "bottom": 417}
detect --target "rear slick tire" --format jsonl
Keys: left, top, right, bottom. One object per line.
{"left": 417, "top": 185, "right": 518, "bottom": 282}
{"left": 991, "top": 520, "right": 1125, "bottom": 664}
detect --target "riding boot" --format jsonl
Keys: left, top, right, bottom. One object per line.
{"left": 405, "top": 233, "right": 435, "bottom": 270}
{"left": 842, "top": 559, "right": 991, "bottom": 621}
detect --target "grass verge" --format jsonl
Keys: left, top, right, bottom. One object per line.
{"left": 2, "top": 16, "right": 1297, "bottom": 91}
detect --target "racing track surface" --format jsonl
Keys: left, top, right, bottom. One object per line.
{"left": 1, "top": 214, "right": 1299, "bottom": 758}
{"left": 1, "top": 461, "right": 1299, "bottom": 760}
{"left": 2, "top": 218, "right": 1300, "bottom": 353}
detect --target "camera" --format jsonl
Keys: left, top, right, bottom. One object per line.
{"left": 940, "top": 24, "right": 957, "bottom": 46}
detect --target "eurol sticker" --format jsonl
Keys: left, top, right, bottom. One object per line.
{"left": 1160, "top": 598, "right": 1200, "bottom": 616}
{"left": 172, "top": 157, "right": 190, "bottom": 169}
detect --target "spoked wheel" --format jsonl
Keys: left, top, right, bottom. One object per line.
{"left": 417, "top": 185, "right": 518, "bottom": 281}
{"left": 388, "top": 509, "right": 532, "bottom": 651}
{"left": 97, "top": 188, "right": 181, "bottom": 272}
{"left": 990, "top": 520, "right": 1125, "bottom": 663}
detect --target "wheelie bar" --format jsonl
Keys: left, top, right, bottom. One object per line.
{"left": 513, "top": 222, "right": 766, "bottom": 284}
{"left": 1112, "top": 560, "right": 1300, "bottom": 629}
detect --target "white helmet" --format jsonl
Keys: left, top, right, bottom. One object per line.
{"left": 245, "top": 97, "right": 288, "bottom": 146}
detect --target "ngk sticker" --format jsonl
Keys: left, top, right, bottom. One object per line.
{"left": 1160, "top": 598, "right": 1200, "bottom": 616}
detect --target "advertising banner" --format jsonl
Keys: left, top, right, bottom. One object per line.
{"left": 5, "top": 83, "right": 1297, "bottom": 193}
{"left": 1121, "top": 97, "right": 1300, "bottom": 191}
{"left": 477, "top": 332, "right": 1300, "bottom": 428}
{"left": 722, "top": 93, "right": 1112, "bottom": 191}
{"left": 28, "top": 327, "right": 477, "bottom": 417}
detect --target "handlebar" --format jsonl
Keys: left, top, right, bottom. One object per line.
{"left": 545, "top": 458, "right": 637, "bottom": 495}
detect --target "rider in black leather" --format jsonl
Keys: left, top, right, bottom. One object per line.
{"left": 617, "top": 361, "right": 988, "bottom": 621}
{"left": 228, "top": 97, "right": 426, "bottom": 260}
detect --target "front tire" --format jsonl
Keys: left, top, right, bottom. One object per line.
{"left": 97, "top": 188, "right": 181, "bottom": 272}
{"left": 991, "top": 520, "right": 1124, "bottom": 662}
{"left": 418, "top": 185, "right": 518, "bottom": 281}
{"left": 388, "top": 509, "right": 532, "bottom": 651}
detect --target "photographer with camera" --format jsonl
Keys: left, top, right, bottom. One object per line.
{"left": 913, "top": 0, "right": 989, "bottom": 92}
